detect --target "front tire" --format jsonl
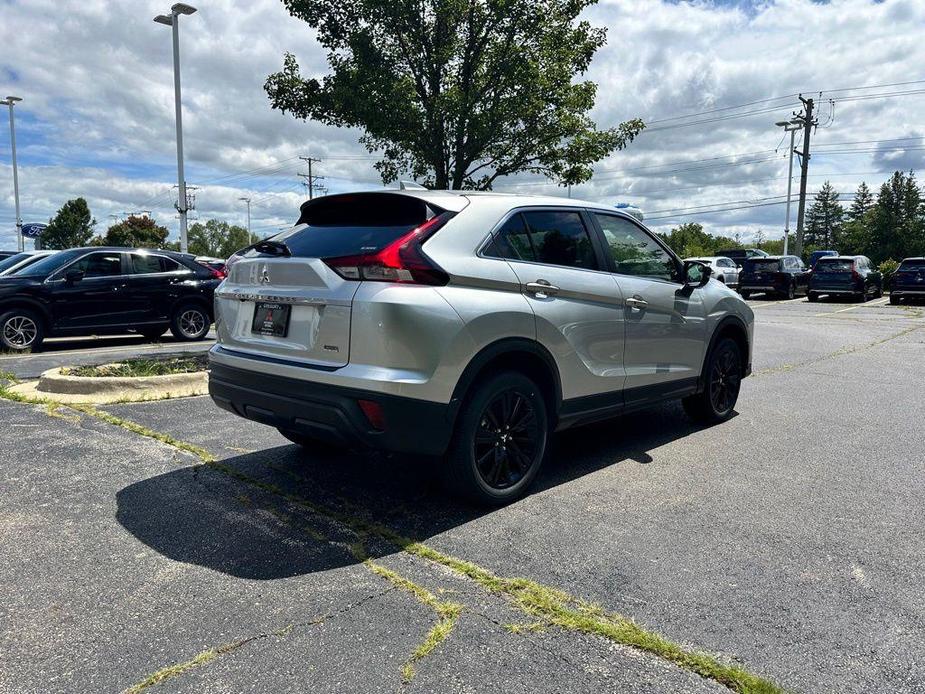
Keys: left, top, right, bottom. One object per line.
{"left": 0, "top": 309, "right": 44, "bottom": 352}
{"left": 683, "top": 337, "right": 743, "bottom": 424}
{"left": 170, "top": 303, "right": 211, "bottom": 341}
{"left": 444, "top": 371, "right": 548, "bottom": 505}
{"left": 740, "top": 291, "right": 751, "bottom": 300}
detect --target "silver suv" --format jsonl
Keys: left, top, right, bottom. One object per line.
{"left": 209, "top": 191, "right": 754, "bottom": 504}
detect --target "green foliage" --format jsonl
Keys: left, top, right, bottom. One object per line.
{"left": 67, "top": 355, "right": 208, "bottom": 378}
{"left": 866, "top": 171, "right": 925, "bottom": 263}
{"left": 658, "top": 222, "right": 741, "bottom": 258}
{"left": 187, "top": 219, "right": 258, "bottom": 258}
{"left": 803, "top": 181, "right": 843, "bottom": 250}
{"left": 96, "top": 215, "right": 170, "bottom": 248}
{"left": 266, "top": 0, "right": 644, "bottom": 189}
{"left": 878, "top": 258, "right": 900, "bottom": 289}
{"left": 42, "top": 198, "right": 96, "bottom": 249}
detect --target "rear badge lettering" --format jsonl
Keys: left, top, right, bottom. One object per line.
{"left": 323, "top": 345, "right": 340, "bottom": 352}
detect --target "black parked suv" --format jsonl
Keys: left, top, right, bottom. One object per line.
{"left": 739, "top": 255, "right": 810, "bottom": 299}
{"left": 889, "top": 257, "right": 925, "bottom": 304}
{"left": 0, "top": 247, "right": 221, "bottom": 351}
{"left": 808, "top": 255, "right": 882, "bottom": 302}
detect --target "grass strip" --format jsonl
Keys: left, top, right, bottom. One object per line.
{"left": 67, "top": 355, "right": 208, "bottom": 378}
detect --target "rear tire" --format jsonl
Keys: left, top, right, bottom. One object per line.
{"left": 890, "top": 294, "right": 900, "bottom": 305}
{"left": 807, "top": 292, "right": 818, "bottom": 303}
{"left": 682, "top": 337, "right": 743, "bottom": 425}
{"left": 170, "top": 303, "right": 211, "bottom": 341}
{"left": 740, "top": 291, "right": 751, "bottom": 300}
{"left": 786, "top": 281, "right": 795, "bottom": 299}
{"left": 875, "top": 284, "right": 883, "bottom": 299}
{"left": 0, "top": 309, "right": 44, "bottom": 352}
{"left": 443, "top": 371, "right": 548, "bottom": 506}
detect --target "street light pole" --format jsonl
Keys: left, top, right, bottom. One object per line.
{"left": 155, "top": 3, "right": 197, "bottom": 253}
{"left": 2, "top": 96, "right": 23, "bottom": 251}
{"left": 239, "top": 197, "right": 251, "bottom": 236}
{"left": 776, "top": 119, "right": 801, "bottom": 257}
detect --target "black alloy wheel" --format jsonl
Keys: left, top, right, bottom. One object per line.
{"left": 473, "top": 388, "right": 541, "bottom": 491}
{"left": 708, "top": 342, "right": 742, "bottom": 416}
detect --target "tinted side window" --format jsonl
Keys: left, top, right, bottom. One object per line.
{"left": 71, "top": 252, "right": 122, "bottom": 278}
{"left": 593, "top": 214, "right": 675, "bottom": 281}
{"left": 522, "top": 211, "right": 598, "bottom": 270}
{"left": 130, "top": 255, "right": 184, "bottom": 274}
{"left": 489, "top": 214, "right": 536, "bottom": 261}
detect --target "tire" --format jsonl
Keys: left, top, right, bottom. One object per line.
{"left": 890, "top": 294, "right": 900, "bottom": 305}
{"left": 682, "top": 337, "right": 743, "bottom": 425}
{"left": 740, "top": 291, "right": 751, "bottom": 300}
{"left": 139, "top": 326, "right": 167, "bottom": 341}
{"left": 875, "top": 284, "right": 883, "bottom": 299}
{"left": 786, "top": 281, "right": 795, "bottom": 300}
{"left": 807, "top": 292, "right": 818, "bottom": 303}
{"left": 277, "top": 428, "right": 343, "bottom": 453}
{"left": 0, "top": 308, "right": 44, "bottom": 352}
{"left": 170, "top": 303, "right": 211, "bottom": 341}
{"left": 443, "top": 371, "right": 548, "bottom": 505}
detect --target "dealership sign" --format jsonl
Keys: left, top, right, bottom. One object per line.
{"left": 20, "top": 223, "right": 47, "bottom": 238}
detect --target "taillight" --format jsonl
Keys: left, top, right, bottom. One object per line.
{"left": 323, "top": 213, "right": 453, "bottom": 285}
{"left": 852, "top": 267, "right": 862, "bottom": 282}
{"left": 209, "top": 267, "right": 227, "bottom": 279}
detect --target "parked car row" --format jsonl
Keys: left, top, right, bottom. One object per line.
{"left": 0, "top": 247, "right": 223, "bottom": 352}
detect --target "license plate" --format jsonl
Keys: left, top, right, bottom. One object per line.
{"left": 251, "top": 302, "right": 291, "bottom": 337}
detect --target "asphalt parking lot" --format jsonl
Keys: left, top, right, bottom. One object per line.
{"left": 2, "top": 295, "right": 923, "bottom": 693}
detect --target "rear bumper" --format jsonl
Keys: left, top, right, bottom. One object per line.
{"left": 809, "top": 287, "right": 859, "bottom": 294}
{"left": 891, "top": 288, "right": 925, "bottom": 296}
{"left": 208, "top": 361, "right": 453, "bottom": 456}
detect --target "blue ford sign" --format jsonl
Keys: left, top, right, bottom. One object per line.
{"left": 20, "top": 223, "right": 47, "bottom": 239}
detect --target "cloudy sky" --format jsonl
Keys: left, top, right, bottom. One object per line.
{"left": 1, "top": 0, "right": 923, "bottom": 249}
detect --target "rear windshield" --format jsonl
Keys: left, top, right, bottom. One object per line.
{"left": 744, "top": 259, "right": 781, "bottom": 272}
{"left": 898, "top": 259, "right": 925, "bottom": 271}
{"left": 815, "top": 259, "right": 854, "bottom": 272}
{"left": 261, "top": 194, "right": 434, "bottom": 259}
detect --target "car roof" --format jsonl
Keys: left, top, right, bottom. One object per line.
{"left": 69, "top": 246, "right": 194, "bottom": 259}
{"left": 297, "top": 189, "right": 639, "bottom": 219}
{"left": 818, "top": 255, "right": 862, "bottom": 261}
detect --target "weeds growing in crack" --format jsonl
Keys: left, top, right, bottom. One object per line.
{"left": 2, "top": 390, "right": 783, "bottom": 694}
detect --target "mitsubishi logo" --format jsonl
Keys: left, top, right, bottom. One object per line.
{"left": 260, "top": 266, "right": 270, "bottom": 284}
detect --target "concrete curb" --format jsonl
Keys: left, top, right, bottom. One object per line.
{"left": 8, "top": 367, "right": 208, "bottom": 404}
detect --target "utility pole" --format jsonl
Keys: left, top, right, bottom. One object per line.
{"left": 793, "top": 96, "right": 816, "bottom": 259}
{"left": 239, "top": 197, "right": 251, "bottom": 235}
{"left": 154, "top": 3, "right": 197, "bottom": 253}
{"left": 2, "top": 96, "right": 23, "bottom": 251}
{"left": 298, "top": 156, "right": 324, "bottom": 199}
{"left": 775, "top": 119, "right": 801, "bottom": 256}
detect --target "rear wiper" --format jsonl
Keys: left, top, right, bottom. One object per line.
{"left": 252, "top": 240, "right": 291, "bottom": 257}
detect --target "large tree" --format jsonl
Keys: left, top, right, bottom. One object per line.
{"left": 188, "top": 219, "right": 259, "bottom": 258}
{"left": 42, "top": 198, "right": 96, "bottom": 249}
{"left": 867, "top": 171, "right": 923, "bottom": 263}
{"left": 96, "top": 215, "right": 170, "bottom": 249}
{"left": 266, "top": 0, "right": 644, "bottom": 189}
{"left": 803, "top": 181, "right": 843, "bottom": 251}
{"left": 658, "top": 222, "right": 739, "bottom": 258}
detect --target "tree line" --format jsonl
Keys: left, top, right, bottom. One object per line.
{"left": 38, "top": 198, "right": 259, "bottom": 259}
{"left": 660, "top": 169, "right": 925, "bottom": 266}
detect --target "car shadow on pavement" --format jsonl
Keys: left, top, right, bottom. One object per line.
{"left": 115, "top": 401, "right": 717, "bottom": 580}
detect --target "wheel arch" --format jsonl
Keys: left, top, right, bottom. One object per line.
{"left": 171, "top": 294, "right": 213, "bottom": 320}
{"left": 0, "top": 298, "right": 52, "bottom": 330}
{"left": 447, "top": 338, "right": 563, "bottom": 428}
{"left": 697, "top": 316, "right": 750, "bottom": 393}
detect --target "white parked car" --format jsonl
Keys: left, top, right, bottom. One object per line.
{"left": 685, "top": 256, "right": 740, "bottom": 288}
{"left": 0, "top": 250, "right": 58, "bottom": 276}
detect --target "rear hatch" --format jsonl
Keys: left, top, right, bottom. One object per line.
{"left": 215, "top": 192, "right": 452, "bottom": 368}
{"left": 741, "top": 258, "right": 781, "bottom": 286}
{"left": 893, "top": 260, "right": 925, "bottom": 290}
{"left": 811, "top": 258, "right": 855, "bottom": 290}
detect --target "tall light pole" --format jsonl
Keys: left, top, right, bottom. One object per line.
{"left": 155, "top": 3, "right": 197, "bottom": 253}
{"left": 2, "top": 96, "right": 23, "bottom": 251}
{"left": 239, "top": 197, "right": 251, "bottom": 236}
{"left": 775, "top": 119, "right": 801, "bottom": 256}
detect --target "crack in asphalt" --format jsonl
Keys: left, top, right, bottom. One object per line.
{"left": 122, "top": 586, "right": 398, "bottom": 693}
{"left": 753, "top": 324, "right": 922, "bottom": 378}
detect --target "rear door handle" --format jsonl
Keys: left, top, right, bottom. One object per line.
{"left": 525, "top": 280, "right": 559, "bottom": 298}
{"left": 625, "top": 296, "right": 648, "bottom": 310}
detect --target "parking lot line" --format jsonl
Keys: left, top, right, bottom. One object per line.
{"left": 814, "top": 297, "right": 889, "bottom": 317}
{"left": 750, "top": 297, "right": 806, "bottom": 308}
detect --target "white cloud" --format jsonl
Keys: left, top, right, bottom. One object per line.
{"left": 1, "top": 0, "right": 924, "bottom": 248}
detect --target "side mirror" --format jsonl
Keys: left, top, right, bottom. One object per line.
{"left": 683, "top": 261, "right": 711, "bottom": 288}
{"left": 65, "top": 269, "right": 85, "bottom": 285}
